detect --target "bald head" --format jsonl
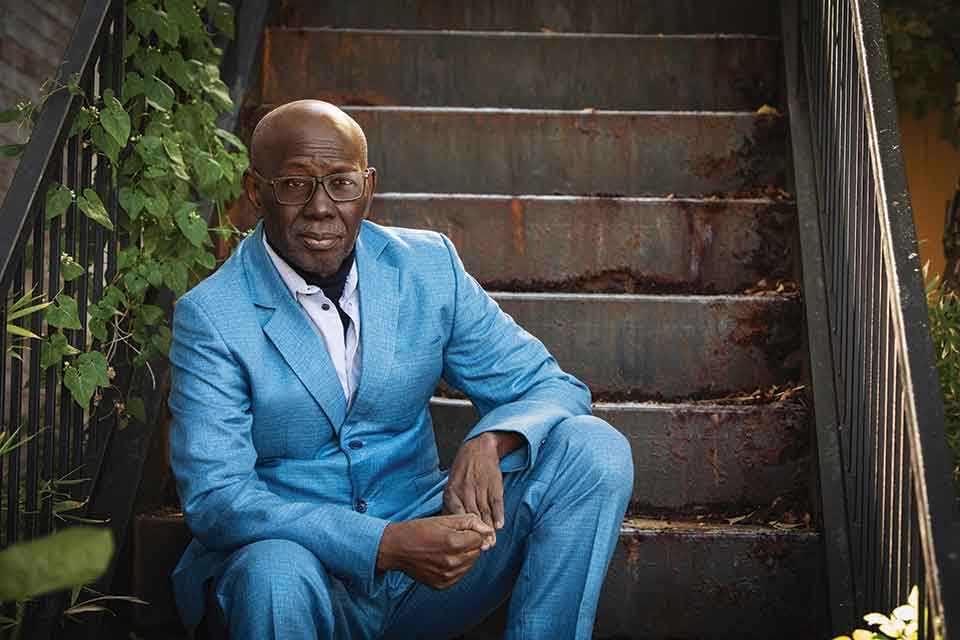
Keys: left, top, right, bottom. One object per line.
{"left": 249, "top": 100, "right": 368, "bottom": 174}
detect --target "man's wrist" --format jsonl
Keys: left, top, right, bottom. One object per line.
{"left": 476, "top": 431, "right": 525, "bottom": 459}
{"left": 376, "top": 522, "right": 398, "bottom": 573}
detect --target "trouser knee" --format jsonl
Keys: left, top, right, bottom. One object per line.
{"left": 551, "top": 415, "right": 634, "bottom": 499}
{"left": 217, "top": 539, "right": 335, "bottom": 636}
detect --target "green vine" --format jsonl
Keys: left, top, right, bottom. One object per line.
{"left": 1, "top": 0, "right": 247, "bottom": 425}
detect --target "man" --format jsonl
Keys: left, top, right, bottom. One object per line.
{"left": 168, "top": 100, "right": 633, "bottom": 639}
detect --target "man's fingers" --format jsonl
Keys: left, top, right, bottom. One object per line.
{"left": 476, "top": 485, "right": 494, "bottom": 529}
{"left": 443, "top": 489, "right": 466, "bottom": 516}
{"left": 490, "top": 487, "right": 505, "bottom": 530}
{"left": 447, "top": 528, "right": 484, "bottom": 552}
{"left": 451, "top": 512, "right": 495, "bottom": 537}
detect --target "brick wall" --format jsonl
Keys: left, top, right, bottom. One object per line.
{"left": 0, "top": 0, "right": 84, "bottom": 205}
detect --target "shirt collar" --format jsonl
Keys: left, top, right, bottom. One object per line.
{"left": 262, "top": 233, "right": 358, "bottom": 302}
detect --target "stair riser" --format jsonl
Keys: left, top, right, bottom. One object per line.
{"left": 241, "top": 107, "right": 788, "bottom": 196}
{"left": 131, "top": 516, "right": 824, "bottom": 640}
{"left": 280, "top": 0, "right": 779, "bottom": 35}
{"left": 430, "top": 399, "right": 810, "bottom": 511}
{"left": 488, "top": 293, "right": 803, "bottom": 398}
{"left": 372, "top": 195, "right": 796, "bottom": 293}
{"left": 264, "top": 29, "right": 781, "bottom": 111}
{"left": 594, "top": 527, "right": 826, "bottom": 639}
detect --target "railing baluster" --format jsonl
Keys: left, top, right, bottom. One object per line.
{"left": 6, "top": 263, "right": 25, "bottom": 545}
{"left": 25, "top": 192, "right": 46, "bottom": 542}
{"left": 798, "top": 0, "right": 959, "bottom": 634}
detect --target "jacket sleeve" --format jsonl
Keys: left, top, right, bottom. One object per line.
{"left": 438, "top": 234, "right": 592, "bottom": 470}
{"left": 167, "top": 296, "right": 389, "bottom": 595}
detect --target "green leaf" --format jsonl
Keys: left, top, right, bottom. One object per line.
{"left": 117, "top": 247, "right": 139, "bottom": 271}
{"left": 160, "top": 51, "right": 193, "bottom": 91}
{"left": 174, "top": 202, "right": 208, "bottom": 247}
{"left": 0, "top": 107, "right": 20, "bottom": 123}
{"left": 145, "top": 75, "right": 175, "bottom": 111}
{"left": 212, "top": 2, "right": 235, "bottom": 39}
{"left": 77, "top": 188, "right": 114, "bottom": 231}
{"left": 195, "top": 250, "right": 216, "bottom": 270}
{"left": 0, "top": 527, "right": 113, "bottom": 601}
{"left": 45, "top": 183, "right": 72, "bottom": 221}
{"left": 153, "top": 11, "right": 180, "bottom": 47}
{"left": 136, "top": 135, "right": 165, "bottom": 164}
{"left": 69, "top": 108, "right": 93, "bottom": 136}
{"left": 89, "top": 318, "right": 107, "bottom": 342}
{"left": 44, "top": 294, "right": 82, "bottom": 330}
{"left": 193, "top": 154, "right": 222, "bottom": 188}
{"left": 143, "top": 261, "right": 163, "bottom": 287}
{"left": 161, "top": 261, "right": 189, "bottom": 296}
{"left": 166, "top": 0, "right": 203, "bottom": 36}
{"left": 139, "top": 304, "right": 165, "bottom": 326}
{"left": 215, "top": 127, "right": 244, "bottom": 151}
{"left": 126, "top": 396, "right": 147, "bottom": 424}
{"left": 64, "top": 351, "right": 110, "bottom": 407}
{"left": 60, "top": 254, "right": 86, "bottom": 281}
{"left": 0, "top": 144, "right": 26, "bottom": 157}
{"left": 204, "top": 78, "right": 233, "bottom": 112}
{"left": 123, "top": 272, "right": 149, "bottom": 298}
{"left": 99, "top": 96, "right": 130, "bottom": 147}
{"left": 118, "top": 186, "right": 146, "bottom": 220}
{"left": 90, "top": 125, "right": 120, "bottom": 166}
{"left": 122, "top": 72, "right": 145, "bottom": 104}
{"left": 41, "top": 332, "right": 80, "bottom": 370}
{"left": 144, "top": 191, "right": 169, "bottom": 219}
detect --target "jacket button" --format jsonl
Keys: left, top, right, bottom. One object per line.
{"left": 321, "top": 303, "right": 331, "bottom": 311}
{"left": 348, "top": 440, "right": 363, "bottom": 450}
{"left": 355, "top": 499, "right": 367, "bottom": 513}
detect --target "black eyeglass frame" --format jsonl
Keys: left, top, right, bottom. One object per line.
{"left": 251, "top": 167, "right": 374, "bottom": 205}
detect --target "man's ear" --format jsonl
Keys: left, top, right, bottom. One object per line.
{"left": 243, "top": 169, "right": 264, "bottom": 214}
{"left": 362, "top": 167, "right": 377, "bottom": 219}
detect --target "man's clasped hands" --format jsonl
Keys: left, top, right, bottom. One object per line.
{"left": 375, "top": 430, "right": 525, "bottom": 589}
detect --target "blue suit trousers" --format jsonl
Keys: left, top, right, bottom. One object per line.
{"left": 212, "top": 415, "right": 633, "bottom": 640}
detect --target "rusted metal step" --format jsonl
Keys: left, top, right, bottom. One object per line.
{"left": 241, "top": 106, "right": 788, "bottom": 197}
{"left": 487, "top": 292, "right": 802, "bottom": 398}
{"left": 371, "top": 194, "right": 796, "bottom": 294}
{"left": 130, "top": 514, "right": 824, "bottom": 639}
{"left": 430, "top": 398, "right": 810, "bottom": 512}
{"left": 263, "top": 29, "right": 781, "bottom": 111}
{"left": 279, "top": 0, "right": 780, "bottom": 35}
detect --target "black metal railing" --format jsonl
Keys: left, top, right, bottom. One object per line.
{"left": 0, "top": 0, "right": 123, "bottom": 631}
{"left": 794, "top": 0, "right": 960, "bottom": 636}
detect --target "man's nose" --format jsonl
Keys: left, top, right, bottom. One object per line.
{"left": 302, "top": 180, "right": 338, "bottom": 217}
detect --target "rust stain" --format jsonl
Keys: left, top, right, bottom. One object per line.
{"left": 510, "top": 198, "right": 526, "bottom": 258}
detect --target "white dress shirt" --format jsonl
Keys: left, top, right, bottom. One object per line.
{"left": 263, "top": 234, "right": 362, "bottom": 408}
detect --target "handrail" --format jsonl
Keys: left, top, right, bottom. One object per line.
{"left": 793, "top": 0, "right": 960, "bottom": 636}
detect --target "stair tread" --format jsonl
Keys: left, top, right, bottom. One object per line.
{"left": 488, "top": 291, "right": 800, "bottom": 302}
{"left": 376, "top": 192, "right": 795, "bottom": 204}
{"left": 272, "top": 26, "right": 781, "bottom": 40}
{"left": 430, "top": 396, "right": 805, "bottom": 412}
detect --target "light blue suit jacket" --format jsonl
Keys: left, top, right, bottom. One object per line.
{"left": 168, "top": 221, "right": 591, "bottom": 626}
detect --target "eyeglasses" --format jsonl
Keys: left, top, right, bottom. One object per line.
{"left": 252, "top": 168, "right": 372, "bottom": 205}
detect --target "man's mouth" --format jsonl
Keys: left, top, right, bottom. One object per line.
{"left": 299, "top": 232, "right": 341, "bottom": 251}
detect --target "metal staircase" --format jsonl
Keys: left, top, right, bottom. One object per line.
{"left": 2, "top": 1, "right": 956, "bottom": 639}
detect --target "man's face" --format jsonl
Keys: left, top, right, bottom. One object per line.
{"left": 244, "top": 111, "right": 376, "bottom": 277}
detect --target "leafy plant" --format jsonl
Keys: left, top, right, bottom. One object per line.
{"left": 882, "top": 0, "right": 960, "bottom": 148}
{"left": 833, "top": 586, "right": 923, "bottom": 640}
{"left": 0, "top": 527, "right": 114, "bottom": 639}
{"left": 0, "top": 0, "right": 246, "bottom": 418}
{"left": 927, "top": 276, "right": 960, "bottom": 491}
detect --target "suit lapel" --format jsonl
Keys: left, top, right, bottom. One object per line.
{"left": 243, "top": 224, "right": 347, "bottom": 430}
{"left": 349, "top": 222, "right": 399, "bottom": 420}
